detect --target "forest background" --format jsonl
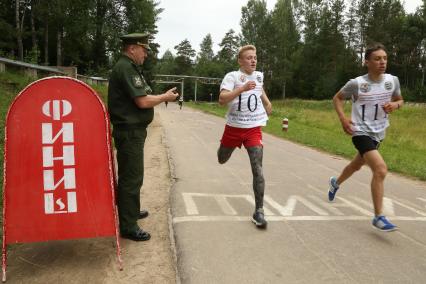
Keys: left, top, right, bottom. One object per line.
{"left": 1, "top": 0, "right": 425, "bottom": 101}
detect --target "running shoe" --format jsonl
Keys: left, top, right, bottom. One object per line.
{"left": 372, "top": 215, "right": 397, "bottom": 232}
{"left": 328, "top": 176, "right": 339, "bottom": 201}
{"left": 252, "top": 209, "right": 267, "bottom": 229}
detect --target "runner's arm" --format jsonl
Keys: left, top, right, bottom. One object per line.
{"left": 218, "top": 81, "right": 256, "bottom": 106}
{"left": 383, "top": 95, "right": 404, "bottom": 113}
{"left": 261, "top": 88, "right": 272, "bottom": 115}
{"left": 383, "top": 76, "right": 404, "bottom": 113}
{"left": 333, "top": 90, "right": 353, "bottom": 135}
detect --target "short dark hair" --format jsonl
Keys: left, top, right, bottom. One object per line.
{"left": 365, "top": 43, "right": 386, "bottom": 60}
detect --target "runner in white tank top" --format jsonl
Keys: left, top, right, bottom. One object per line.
{"left": 221, "top": 69, "right": 268, "bottom": 128}
{"left": 217, "top": 45, "right": 272, "bottom": 229}
{"left": 340, "top": 73, "right": 401, "bottom": 142}
{"left": 329, "top": 43, "right": 404, "bottom": 232}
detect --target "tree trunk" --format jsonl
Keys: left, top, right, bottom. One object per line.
{"left": 44, "top": 21, "right": 49, "bottom": 65}
{"left": 422, "top": 45, "right": 426, "bottom": 87}
{"left": 93, "top": 0, "right": 108, "bottom": 69}
{"left": 15, "top": 0, "right": 24, "bottom": 61}
{"left": 282, "top": 80, "right": 286, "bottom": 101}
{"left": 30, "top": 1, "right": 38, "bottom": 51}
{"left": 56, "top": 28, "right": 62, "bottom": 66}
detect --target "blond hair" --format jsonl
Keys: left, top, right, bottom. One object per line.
{"left": 238, "top": 45, "right": 256, "bottom": 59}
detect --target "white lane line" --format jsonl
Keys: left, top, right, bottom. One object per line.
{"left": 288, "top": 159, "right": 372, "bottom": 194}
{"left": 307, "top": 183, "right": 323, "bottom": 194}
{"left": 308, "top": 195, "right": 343, "bottom": 216}
{"left": 307, "top": 183, "right": 372, "bottom": 216}
{"left": 173, "top": 215, "right": 426, "bottom": 224}
{"left": 335, "top": 197, "right": 372, "bottom": 216}
{"left": 182, "top": 192, "right": 199, "bottom": 215}
{"left": 349, "top": 196, "right": 373, "bottom": 209}
{"left": 396, "top": 231, "right": 426, "bottom": 250}
{"left": 417, "top": 198, "right": 426, "bottom": 208}
{"left": 392, "top": 198, "right": 426, "bottom": 216}
{"left": 264, "top": 195, "right": 297, "bottom": 216}
{"left": 182, "top": 193, "right": 275, "bottom": 216}
{"left": 244, "top": 195, "right": 274, "bottom": 215}
{"left": 214, "top": 195, "right": 237, "bottom": 215}
{"left": 350, "top": 196, "right": 395, "bottom": 216}
{"left": 264, "top": 195, "right": 329, "bottom": 216}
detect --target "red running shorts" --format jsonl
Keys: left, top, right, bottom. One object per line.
{"left": 220, "top": 125, "right": 263, "bottom": 148}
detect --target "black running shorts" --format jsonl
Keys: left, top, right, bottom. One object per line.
{"left": 352, "top": 135, "right": 381, "bottom": 156}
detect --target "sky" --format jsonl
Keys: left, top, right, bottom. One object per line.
{"left": 155, "top": 0, "right": 423, "bottom": 57}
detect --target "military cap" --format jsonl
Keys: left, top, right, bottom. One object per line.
{"left": 120, "top": 33, "right": 151, "bottom": 50}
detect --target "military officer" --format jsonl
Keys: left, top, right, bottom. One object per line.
{"left": 108, "top": 33, "right": 179, "bottom": 241}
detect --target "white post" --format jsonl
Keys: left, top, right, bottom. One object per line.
{"left": 181, "top": 80, "right": 184, "bottom": 100}
{"left": 194, "top": 79, "right": 198, "bottom": 102}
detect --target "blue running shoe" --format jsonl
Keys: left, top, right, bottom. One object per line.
{"left": 372, "top": 215, "right": 397, "bottom": 232}
{"left": 328, "top": 176, "right": 339, "bottom": 201}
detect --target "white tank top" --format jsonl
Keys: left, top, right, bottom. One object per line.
{"left": 220, "top": 70, "right": 268, "bottom": 128}
{"left": 340, "top": 73, "right": 401, "bottom": 141}
{"left": 352, "top": 74, "right": 395, "bottom": 134}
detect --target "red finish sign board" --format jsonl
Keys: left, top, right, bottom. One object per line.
{"left": 3, "top": 77, "right": 119, "bottom": 244}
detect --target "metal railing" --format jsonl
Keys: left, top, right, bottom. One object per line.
{"left": 153, "top": 74, "right": 221, "bottom": 102}
{"left": 0, "top": 57, "right": 108, "bottom": 86}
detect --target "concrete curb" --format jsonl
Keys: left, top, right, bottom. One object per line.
{"left": 160, "top": 112, "right": 181, "bottom": 284}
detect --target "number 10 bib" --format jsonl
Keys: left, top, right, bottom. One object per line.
{"left": 222, "top": 70, "right": 268, "bottom": 128}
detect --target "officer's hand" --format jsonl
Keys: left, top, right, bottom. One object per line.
{"left": 164, "top": 87, "right": 179, "bottom": 102}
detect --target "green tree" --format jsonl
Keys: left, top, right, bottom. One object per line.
{"left": 345, "top": 0, "right": 360, "bottom": 53}
{"left": 0, "top": 1, "right": 15, "bottom": 57}
{"left": 121, "top": 0, "right": 163, "bottom": 80}
{"left": 173, "top": 39, "right": 196, "bottom": 100}
{"left": 174, "top": 39, "right": 195, "bottom": 75}
{"left": 397, "top": 1, "right": 426, "bottom": 100}
{"left": 154, "top": 49, "right": 177, "bottom": 75}
{"left": 240, "top": 0, "right": 272, "bottom": 72}
{"left": 91, "top": 0, "right": 109, "bottom": 72}
{"left": 15, "top": 0, "right": 29, "bottom": 61}
{"left": 195, "top": 34, "right": 223, "bottom": 101}
{"left": 355, "top": 0, "right": 371, "bottom": 60}
{"left": 152, "top": 49, "right": 179, "bottom": 94}
{"left": 421, "top": 0, "right": 426, "bottom": 89}
{"left": 123, "top": 0, "right": 161, "bottom": 35}
{"left": 197, "top": 33, "right": 214, "bottom": 63}
{"left": 61, "top": 1, "right": 93, "bottom": 70}
{"left": 0, "top": 0, "right": 163, "bottom": 77}
{"left": 294, "top": 0, "right": 354, "bottom": 99}
{"left": 33, "top": 0, "right": 51, "bottom": 65}
{"left": 269, "top": 0, "right": 300, "bottom": 99}
{"left": 49, "top": 0, "right": 67, "bottom": 65}
{"left": 365, "top": 0, "right": 405, "bottom": 45}
{"left": 217, "top": 29, "right": 240, "bottom": 73}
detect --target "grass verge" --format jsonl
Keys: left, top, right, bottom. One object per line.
{"left": 187, "top": 100, "right": 426, "bottom": 181}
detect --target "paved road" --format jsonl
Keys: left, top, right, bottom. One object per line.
{"left": 159, "top": 103, "right": 426, "bottom": 284}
